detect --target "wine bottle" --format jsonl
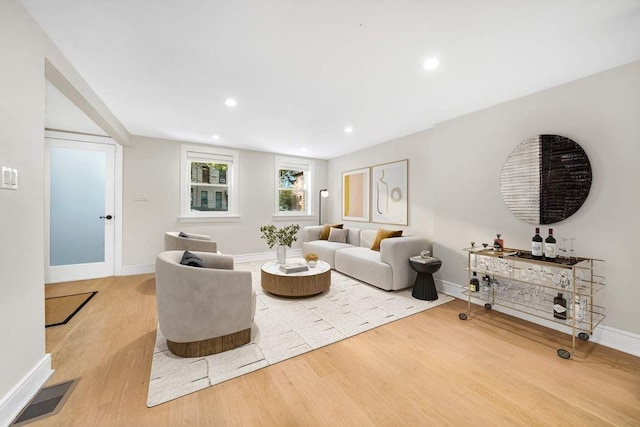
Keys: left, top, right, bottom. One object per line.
{"left": 470, "top": 242, "right": 477, "bottom": 268}
{"left": 553, "top": 293, "right": 567, "bottom": 320}
{"left": 544, "top": 228, "right": 557, "bottom": 260}
{"left": 574, "top": 295, "right": 583, "bottom": 321}
{"left": 482, "top": 275, "right": 491, "bottom": 292}
{"left": 531, "top": 227, "right": 543, "bottom": 258}
{"left": 469, "top": 272, "right": 479, "bottom": 292}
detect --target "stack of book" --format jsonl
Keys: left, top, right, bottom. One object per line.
{"left": 279, "top": 262, "right": 309, "bottom": 274}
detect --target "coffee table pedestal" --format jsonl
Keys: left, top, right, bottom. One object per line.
{"left": 261, "top": 260, "right": 331, "bottom": 297}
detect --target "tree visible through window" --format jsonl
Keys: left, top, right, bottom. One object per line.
{"left": 275, "top": 157, "right": 312, "bottom": 215}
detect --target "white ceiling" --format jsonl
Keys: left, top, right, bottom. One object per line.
{"left": 23, "top": 0, "right": 640, "bottom": 159}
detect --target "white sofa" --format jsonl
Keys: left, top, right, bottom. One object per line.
{"left": 302, "top": 226, "right": 430, "bottom": 291}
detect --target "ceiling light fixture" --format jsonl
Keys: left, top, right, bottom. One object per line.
{"left": 224, "top": 98, "right": 237, "bottom": 108}
{"left": 211, "top": 134, "right": 220, "bottom": 140}
{"left": 422, "top": 57, "right": 439, "bottom": 71}
{"left": 344, "top": 127, "right": 353, "bottom": 133}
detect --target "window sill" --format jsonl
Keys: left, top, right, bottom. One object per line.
{"left": 178, "top": 215, "right": 241, "bottom": 224}
{"left": 271, "top": 214, "right": 315, "bottom": 222}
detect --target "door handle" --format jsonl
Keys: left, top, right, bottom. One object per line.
{"left": 99, "top": 215, "right": 113, "bottom": 220}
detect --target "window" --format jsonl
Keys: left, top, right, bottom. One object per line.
{"left": 275, "top": 156, "right": 313, "bottom": 216}
{"left": 180, "top": 144, "right": 239, "bottom": 219}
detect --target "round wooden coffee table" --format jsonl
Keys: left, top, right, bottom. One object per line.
{"left": 261, "top": 260, "right": 331, "bottom": 297}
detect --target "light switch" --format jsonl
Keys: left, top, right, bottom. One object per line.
{"left": 1, "top": 166, "right": 17, "bottom": 190}
{"left": 2, "top": 167, "right": 10, "bottom": 187}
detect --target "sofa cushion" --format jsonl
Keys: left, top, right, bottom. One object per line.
{"left": 303, "top": 240, "right": 353, "bottom": 268}
{"left": 180, "top": 251, "right": 205, "bottom": 268}
{"left": 319, "top": 223, "right": 343, "bottom": 240}
{"left": 328, "top": 227, "right": 349, "bottom": 243}
{"left": 334, "top": 247, "right": 393, "bottom": 291}
{"left": 370, "top": 228, "right": 403, "bottom": 251}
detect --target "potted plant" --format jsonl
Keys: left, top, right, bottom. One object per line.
{"left": 259, "top": 224, "right": 300, "bottom": 264}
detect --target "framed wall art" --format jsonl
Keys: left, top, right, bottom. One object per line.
{"left": 371, "top": 159, "right": 408, "bottom": 225}
{"left": 342, "top": 167, "right": 370, "bottom": 222}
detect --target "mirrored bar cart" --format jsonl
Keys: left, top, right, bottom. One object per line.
{"left": 460, "top": 246, "right": 605, "bottom": 359}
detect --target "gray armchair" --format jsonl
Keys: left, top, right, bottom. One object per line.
{"left": 155, "top": 250, "right": 255, "bottom": 357}
{"left": 164, "top": 231, "right": 218, "bottom": 253}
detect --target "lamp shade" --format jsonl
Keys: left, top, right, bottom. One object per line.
{"left": 318, "top": 189, "right": 329, "bottom": 225}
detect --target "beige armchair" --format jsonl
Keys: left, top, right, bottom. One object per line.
{"left": 164, "top": 231, "right": 218, "bottom": 253}
{"left": 155, "top": 250, "right": 255, "bottom": 357}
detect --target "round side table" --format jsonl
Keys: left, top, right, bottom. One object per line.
{"left": 409, "top": 256, "right": 442, "bottom": 301}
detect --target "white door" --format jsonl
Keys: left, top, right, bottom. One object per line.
{"left": 45, "top": 137, "right": 116, "bottom": 283}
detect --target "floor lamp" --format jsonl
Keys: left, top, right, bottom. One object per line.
{"left": 318, "top": 189, "right": 329, "bottom": 225}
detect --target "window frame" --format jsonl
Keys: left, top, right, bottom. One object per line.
{"left": 274, "top": 156, "right": 314, "bottom": 218}
{"left": 180, "top": 144, "right": 239, "bottom": 221}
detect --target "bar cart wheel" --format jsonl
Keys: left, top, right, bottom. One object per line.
{"left": 458, "top": 313, "right": 467, "bottom": 320}
{"left": 578, "top": 332, "right": 590, "bottom": 341}
{"left": 557, "top": 349, "right": 571, "bottom": 359}
{"left": 484, "top": 303, "right": 492, "bottom": 310}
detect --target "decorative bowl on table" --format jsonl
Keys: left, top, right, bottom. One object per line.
{"left": 305, "top": 253, "right": 318, "bottom": 268}
{"left": 304, "top": 253, "right": 319, "bottom": 262}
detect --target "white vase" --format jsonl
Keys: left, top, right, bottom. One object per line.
{"left": 276, "top": 245, "right": 287, "bottom": 264}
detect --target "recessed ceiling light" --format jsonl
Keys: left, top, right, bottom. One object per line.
{"left": 423, "top": 57, "right": 439, "bottom": 71}
{"left": 224, "top": 98, "right": 237, "bottom": 108}
{"left": 344, "top": 127, "right": 354, "bottom": 133}
{"left": 211, "top": 134, "right": 220, "bottom": 140}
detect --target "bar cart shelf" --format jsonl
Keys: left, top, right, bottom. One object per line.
{"left": 460, "top": 246, "right": 605, "bottom": 359}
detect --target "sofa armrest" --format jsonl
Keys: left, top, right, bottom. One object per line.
{"left": 183, "top": 232, "right": 211, "bottom": 241}
{"left": 379, "top": 237, "right": 431, "bottom": 290}
{"left": 165, "top": 232, "right": 218, "bottom": 252}
{"left": 302, "top": 226, "right": 323, "bottom": 242}
{"left": 196, "top": 252, "right": 235, "bottom": 270}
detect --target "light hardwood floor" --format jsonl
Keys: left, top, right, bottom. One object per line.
{"left": 36, "top": 271, "right": 639, "bottom": 426}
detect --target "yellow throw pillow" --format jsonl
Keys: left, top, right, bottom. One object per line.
{"left": 370, "top": 228, "right": 403, "bottom": 251}
{"left": 319, "top": 223, "right": 343, "bottom": 240}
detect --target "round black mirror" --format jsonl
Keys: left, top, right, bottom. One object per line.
{"left": 500, "top": 135, "right": 592, "bottom": 225}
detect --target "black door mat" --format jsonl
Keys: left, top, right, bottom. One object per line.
{"left": 11, "top": 379, "right": 78, "bottom": 426}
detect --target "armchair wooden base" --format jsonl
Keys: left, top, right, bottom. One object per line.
{"left": 166, "top": 328, "right": 251, "bottom": 357}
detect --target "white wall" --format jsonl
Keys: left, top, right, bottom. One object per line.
{"left": 0, "top": 2, "right": 133, "bottom": 420}
{"left": 328, "top": 60, "right": 640, "bottom": 337}
{"left": 0, "top": 0, "right": 47, "bottom": 413}
{"left": 123, "top": 136, "right": 328, "bottom": 268}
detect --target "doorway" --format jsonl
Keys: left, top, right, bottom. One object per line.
{"left": 45, "top": 133, "right": 119, "bottom": 283}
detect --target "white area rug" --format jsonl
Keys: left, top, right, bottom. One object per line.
{"left": 147, "top": 264, "right": 453, "bottom": 407}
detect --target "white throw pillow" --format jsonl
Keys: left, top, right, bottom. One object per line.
{"left": 328, "top": 227, "right": 349, "bottom": 243}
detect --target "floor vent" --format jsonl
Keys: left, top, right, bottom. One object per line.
{"left": 11, "top": 379, "right": 78, "bottom": 426}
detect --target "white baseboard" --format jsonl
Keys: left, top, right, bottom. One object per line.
{"left": 233, "top": 249, "right": 303, "bottom": 264}
{"left": 120, "top": 249, "right": 304, "bottom": 276}
{"left": 590, "top": 325, "right": 640, "bottom": 357}
{"left": 120, "top": 264, "right": 155, "bottom": 276}
{"left": 0, "top": 354, "right": 53, "bottom": 427}
{"left": 436, "top": 279, "right": 640, "bottom": 357}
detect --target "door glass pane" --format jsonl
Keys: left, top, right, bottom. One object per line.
{"left": 50, "top": 147, "right": 105, "bottom": 266}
